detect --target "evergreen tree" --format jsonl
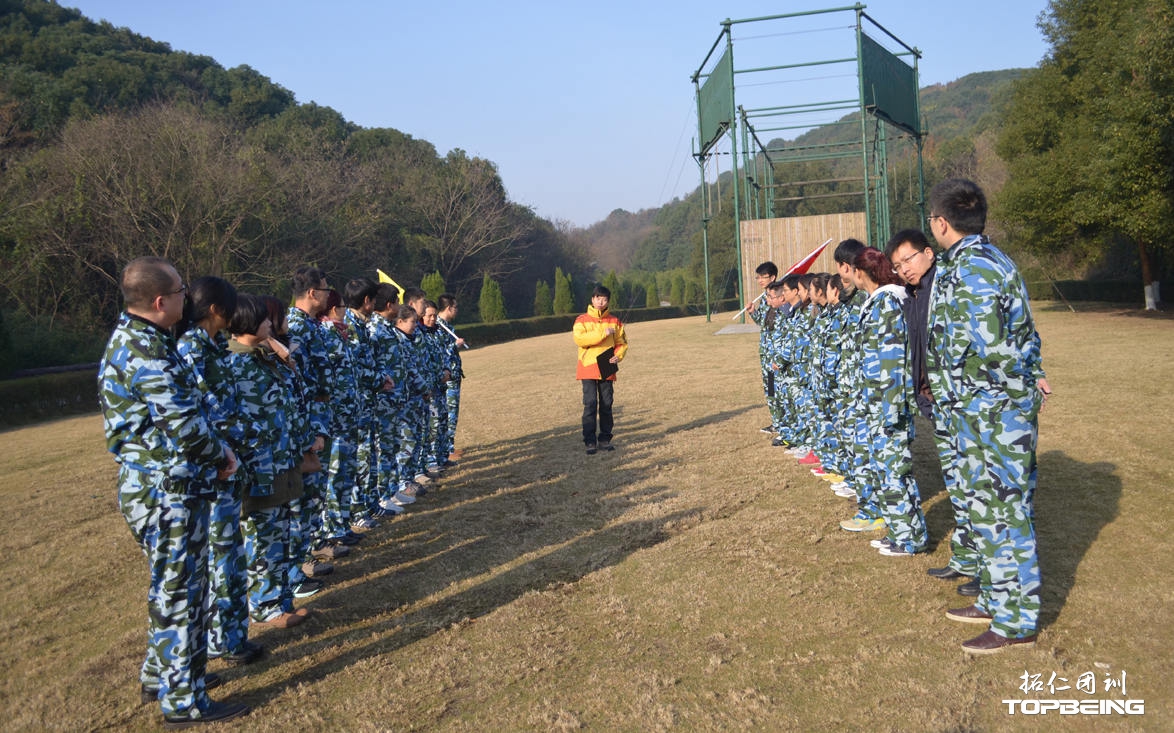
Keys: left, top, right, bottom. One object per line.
{"left": 553, "top": 267, "right": 575, "bottom": 313}
{"left": 670, "top": 274, "right": 685, "bottom": 306}
{"left": 684, "top": 278, "right": 698, "bottom": 305}
{"left": 478, "top": 273, "right": 507, "bottom": 322}
{"left": 602, "top": 270, "right": 622, "bottom": 306}
{"left": 645, "top": 277, "right": 659, "bottom": 307}
{"left": 421, "top": 270, "right": 446, "bottom": 303}
{"left": 533, "top": 279, "right": 554, "bottom": 316}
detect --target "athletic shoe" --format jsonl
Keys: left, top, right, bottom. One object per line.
{"left": 833, "top": 485, "right": 856, "bottom": 498}
{"left": 413, "top": 473, "right": 433, "bottom": 485}
{"left": 760, "top": 425, "right": 775, "bottom": 434}
{"left": 163, "top": 700, "right": 250, "bottom": 729}
{"left": 946, "top": 605, "right": 994, "bottom": 624}
{"left": 293, "top": 579, "right": 324, "bottom": 598}
{"left": 390, "top": 490, "right": 416, "bottom": 506}
{"left": 301, "top": 559, "right": 334, "bottom": 577}
{"left": 374, "top": 503, "right": 404, "bottom": 517}
{"left": 879, "top": 544, "right": 916, "bottom": 557}
{"left": 311, "top": 543, "right": 350, "bottom": 559}
{"left": 426, "top": 463, "right": 442, "bottom": 474}
{"left": 771, "top": 437, "right": 789, "bottom": 447}
{"left": 839, "top": 517, "right": 885, "bottom": 532}
{"left": 586, "top": 443, "right": 598, "bottom": 455}
{"left": 961, "top": 630, "right": 1037, "bottom": 655}
{"left": 351, "top": 517, "right": 379, "bottom": 531}
{"left": 786, "top": 446, "right": 808, "bottom": 457}
{"left": 798, "top": 451, "right": 821, "bottom": 466}
{"left": 819, "top": 473, "right": 845, "bottom": 483}
{"left": 598, "top": 439, "right": 615, "bottom": 451}
{"left": 869, "top": 538, "right": 890, "bottom": 549}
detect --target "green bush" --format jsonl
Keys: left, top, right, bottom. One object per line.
{"left": 0, "top": 369, "right": 100, "bottom": 430}
{"left": 1026, "top": 280, "right": 1141, "bottom": 303}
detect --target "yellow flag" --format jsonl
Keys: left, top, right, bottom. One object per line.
{"left": 376, "top": 269, "right": 405, "bottom": 304}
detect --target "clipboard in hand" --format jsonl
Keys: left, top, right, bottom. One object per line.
{"left": 596, "top": 347, "right": 619, "bottom": 379}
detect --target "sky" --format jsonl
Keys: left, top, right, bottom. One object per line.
{"left": 64, "top": 1, "right": 1051, "bottom": 227}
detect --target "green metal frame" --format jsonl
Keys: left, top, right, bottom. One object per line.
{"left": 691, "top": 4, "right": 927, "bottom": 319}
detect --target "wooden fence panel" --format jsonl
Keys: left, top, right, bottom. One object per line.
{"left": 738, "top": 212, "right": 867, "bottom": 300}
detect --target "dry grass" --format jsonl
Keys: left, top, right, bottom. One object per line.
{"left": 0, "top": 306, "right": 1171, "bottom": 731}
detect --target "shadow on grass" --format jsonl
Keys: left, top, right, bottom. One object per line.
{"left": 1034, "top": 450, "right": 1120, "bottom": 629}
{"left": 231, "top": 413, "right": 736, "bottom": 707}
{"left": 910, "top": 432, "right": 1119, "bottom": 629}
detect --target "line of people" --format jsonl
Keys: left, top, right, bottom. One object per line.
{"left": 748, "top": 178, "right": 1050, "bottom": 655}
{"left": 99, "top": 260, "right": 465, "bottom": 727}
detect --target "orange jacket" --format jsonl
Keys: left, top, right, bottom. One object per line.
{"left": 573, "top": 305, "right": 628, "bottom": 380}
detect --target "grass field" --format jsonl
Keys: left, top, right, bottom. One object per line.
{"left": 0, "top": 305, "right": 1170, "bottom": 731}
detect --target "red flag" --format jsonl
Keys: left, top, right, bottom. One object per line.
{"left": 783, "top": 237, "right": 833, "bottom": 276}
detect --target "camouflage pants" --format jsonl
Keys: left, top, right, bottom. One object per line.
{"left": 405, "top": 397, "right": 428, "bottom": 480}
{"left": 867, "top": 413, "right": 927, "bottom": 552}
{"left": 322, "top": 434, "right": 357, "bottom": 540}
{"left": 350, "top": 424, "right": 376, "bottom": 521}
{"left": 850, "top": 408, "right": 879, "bottom": 518}
{"left": 946, "top": 398, "right": 1041, "bottom": 637}
{"left": 206, "top": 481, "right": 249, "bottom": 657}
{"left": 373, "top": 398, "right": 403, "bottom": 504}
{"left": 833, "top": 391, "right": 858, "bottom": 483}
{"left": 930, "top": 407, "right": 978, "bottom": 575}
{"left": 288, "top": 469, "right": 325, "bottom": 584}
{"left": 770, "top": 368, "right": 795, "bottom": 443}
{"left": 242, "top": 503, "right": 293, "bottom": 622}
{"left": 787, "top": 367, "right": 815, "bottom": 448}
{"left": 427, "top": 389, "right": 448, "bottom": 468}
{"left": 815, "top": 397, "right": 842, "bottom": 473}
{"left": 443, "top": 380, "right": 461, "bottom": 457}
{"left": 118, "top": 466, "right": 212, "bottom": 717}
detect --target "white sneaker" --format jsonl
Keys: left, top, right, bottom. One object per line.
{"left": 833, "top": 485, "right": 856, "bottom": 498}
{"left": 413, "top": 473, "right": 433, "bottom": 485}
{"left": 879, "top": 544, "right": 915, "bottom": 557}
{"left": 391, "top": 490, "right": 416, "bottom": 505}
{"left": 869, "top": 538, "right": 888, "bottom": 549}
{"left": 426, "top": 464, "right": 442, "bottom": 474}
{"left": 787, "top": 446, "right": 808, "bottom": 457}
{"left": 378, "top": 497, "right": 406, "bottom": 513}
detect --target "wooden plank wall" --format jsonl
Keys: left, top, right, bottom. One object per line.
{"left": 738, "top": 212, "right": 867, "bottom": 300}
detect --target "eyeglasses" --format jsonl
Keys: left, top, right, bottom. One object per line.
{"left": 311, "top": 287, "right": 331, "bottom": 295}
{"left": 891, "top": 250, "right": 927, "bottom": 273}
{"left": 168, "top": 283, "right": 188, "bottom": 296}
{"left": 926, "top": 215, "right": 943, "bottom": 226}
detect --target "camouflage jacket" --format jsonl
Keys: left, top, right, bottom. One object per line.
{"left": 345, "top": 308, "right": 389, "bottom": 406}
{"left": 928, "top": 234, "right": 1046, "bottom": 411}
{"left": 396, "top": 326, "right": 432, "bottom": 399}
{"left": 835, "top": 289, "right": 867, "bottom": 399}
{"left": 287, "top": 307, "right": 333, "bottom": 439}
{"left": 436, "top": 316, "right": 464, "bottom": 380}
{"left": 177, "top": 327, "right": 244, "bottom": 446}
{"left": 98, "top": 312, "right": 227, "bottom": 484}
{"left": 367, "top": 313, "right": 414, "bottom": 407}
{"left": 319, "top": 318, "right": 368, "bottom": 434}
{"left": 420, "top": 325, "right": 448, "bottom": 392}
{"left": 226, "top": 340, "right": 310, "bottom": 494}
{"left": 858, "top": 285, "right": 913, "bottom": 427}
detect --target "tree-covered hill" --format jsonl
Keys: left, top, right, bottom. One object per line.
{"left": 0, "top": 0, "right": 592, "bottom": 365}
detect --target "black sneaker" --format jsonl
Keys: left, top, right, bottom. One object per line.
{"left": 163, "top": 700, "right": 251, "bottom": 729}
{"left": 760, "top": 425, "right": 775, "bottom": 434}
{"left": 293, "top": 579, "right": 324, "bottom": 598}
{"left": 598, "top": 439, "right": 615, "bottom": 452}
{"left": 771, "top": 436, "right": 788, "bottom": 447}
{"left": 585, "top": 443, "right": 598, "bottom": 455}
{"left": 221, "top": 642, "right": 264, "bottom": 667}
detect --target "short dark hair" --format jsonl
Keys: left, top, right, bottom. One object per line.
{"left": 373, "top": 284, "right": 400, "bottom": 312}
{"left": 422, "top": 299, "right": 438, "bottom": 313}
{"left": 121, "top": 256, "right": 176, "bottom": 309}
{"left": 829, "top": 274, "right": 844, "bottom": 293}
{"left": 402, "top": 287, "right": 426, "bottom": 305}
{"left": 593, "top": 284, "right": 611, "bottom": 299}
{"left": 291, "top": 266, "right": 327, "bottom": 297}
{"left": 181, "top": 276, "right": 237, "bottom": 332}
{"left": 438, "top": 293, "right": 458, "bottom": 311}
{"left": 394, "top": 304, "right": 419, "bottom": 323}
{"left": 884, "top": 228, "right": 932, "bottom": 260}
{"left": 780, "top": 273, "right": 801, "bottom": 291}
{"left": 834, "top": 238, "right": 867, "bottom": 266}
{"left": 929, "top": 178, "right": 987, "bottom": 235}
{"left": 755, "top": 261, "right": 778, "bottom": 278}
{"left": 343, "top": 277, "right": 378, "bottom": 309}
{"left": 228, "top": 293, "right": 269, "bottom": 336}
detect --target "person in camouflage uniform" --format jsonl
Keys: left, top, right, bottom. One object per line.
{"left": 228, "top": 294, "right": 314, "bottom": 627}
{"left": 766, "top": 275, "right": 801, "bottom": 447}
{"left": 343, "top": 278, "right": 389, "bottom": 529}
{"left": 318, "top": 291, "right": 366, "bottom": 545}
{"left": 420, "top": 301, "right": 449, "bottom": 473}
{"left": 436, "top": 294, "right": 467, "bottom": 464}
{"left": 746, "top": 262, "right": 780, "bottom": 434}
{"left": 814, "top": 276, "right": 847, "bottom": 481}
{"left": 286, "top": 268, "right": 340, "bottom": 590}
{"left": 394, "top": 303, "right": 433, "bottom": 491}
{"left": 99, "top": 256, "right": 249, "bottom": 726}
{"left": 927, "top": 178, "right": 1050, "bottom": 654}
{"left": 367, "top": 287, "right": 414, "bottom": 513}
{"left": 403, "top": 289, "right": 434, "bottom": 483}
{"left": 851, "top": 249, "right": 927, "bottom": 555}
{"left": 176, "top": 277, "right": 264, "bottom": 667}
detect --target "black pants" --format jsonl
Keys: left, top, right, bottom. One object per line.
{"left": 581, "top": 379, "right": 614, "bottom": 445}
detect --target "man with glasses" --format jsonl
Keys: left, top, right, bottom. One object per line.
{"left": 99, "top": 256, "right": 250, "bottom": 726}
{"left": 925, "top": 179, "right": 1051, "bottom": 655}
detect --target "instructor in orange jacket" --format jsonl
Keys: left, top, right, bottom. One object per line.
{"left": 573, "top": 285, "right": 629, "bottom": 455}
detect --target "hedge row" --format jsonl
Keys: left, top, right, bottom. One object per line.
{"left": 0, "top": 368, "right": 99, "bottom": 430}
{"left": 457, "top": 299, "right": 739, "bottom": 347}
{"left": 1026, "top": 280, "right": 1141, "bottom": 303}
{"left": 0, "top": 299, "right": 739, "bottom": 429}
